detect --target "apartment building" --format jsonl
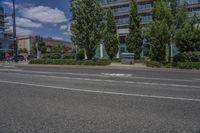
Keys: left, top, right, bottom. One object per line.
{"left": 100, "top": 0, "right": 200, "bottom": 46}
{"left": 0, "top": 5, "right": 13, "bottom": 60}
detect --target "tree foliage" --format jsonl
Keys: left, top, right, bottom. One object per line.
{"left": 144, "top": 20, "right": 168, "bottom": 61}
{"left": 144, "top": 0, "right": 188, "bottom": 62}
{"left": 71, "top": 0, "right": 104, "bottom": 60}
{"left": 126, "top": 0, "right": 143, "bottom": 59}
{"left": 175, "top": 17, "right": 200, "bottom": 52}
{"left": 103, "top": 8, "right": 119, "bottom": 60}
{"left": 32, "top": 36, "right": 47, "bottom": 56}
{"left": 51, "top": 45, "right": 68, "bottom": 54}
{"left": 19, "top": 48, "right": 28, "bottom": 54}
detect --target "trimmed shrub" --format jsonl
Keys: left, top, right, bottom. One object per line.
{"left": 135, "top": 60, "right": 145, "bottom": 63}
{"left": 176, "top": 62, "right": 200, "bottom": 69}
{"left": 112, "top": 58, "right": 121, "bottom": 63}
{"left": 174, "top": 52, "right": 200, "bottom": 62}
{"left": 145, "top": 61, "right": 162, "bottom": 68}
{"left": 42, "top": 53, "right": 61, "bottom": 59}
{"left": 29, "top": 59, "right": 111, "bottom": 66}
{"left": 76, "top": 49, "right": 85, "bottom": 60}
{"left": 165, "top": 63, "right": 173, "bottom": 68}
{"left": 42, "top": 54, "right": 51, "bottom": 59}
{"left": 63, "top": 53, "right": 74, "bottom": 59}
{"left": 50, "top": 53, "right": 61, "bottom": 59}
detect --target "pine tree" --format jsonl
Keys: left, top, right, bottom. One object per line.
{"left": 126, "top": 0, "right": 143, "bottom": 59}
{"left": 103, "top": 8, "right": 119, "bottom": 60}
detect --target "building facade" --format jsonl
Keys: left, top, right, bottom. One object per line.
{"left": 17, "top": 36, "right": 74, "bottom": 55}
{"left": 0, "top": 5, "right": 13, "bottom": 60}
{"left": 100, "top": 0, "right": 200, "bottom": 55}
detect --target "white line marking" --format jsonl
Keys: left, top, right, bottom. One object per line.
{"left": 6, "top": 73, "right": 200, "bottom": 89}
{"left": 130, "top": 76, "right": 200, "bottom": 83}
{"left": 30, "top": 74, "right": 200, "bottom": 88}
{"left": 0, "top": 80, "right": 200, "bottom": 102}
{"left": 0, "top": 69, "right": 199, "bottom": 83}
{"left": 3, "top": 66, "right": 16, "bottom": 68}
{"left": 0, "top": 69, "right": 110, "bottom": 78}
{"left": 101, "top": 73, "right": 132, "bottom": 77}
{"left": 0, "top": 69, "right": 23, "bottom": 72}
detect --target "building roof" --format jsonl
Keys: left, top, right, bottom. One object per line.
{"left": 17, "top": 35, "right": 71, "bottom": 44}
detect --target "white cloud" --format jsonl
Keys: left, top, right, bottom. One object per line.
{"left": 16, "top": 27, "right": 33, "bottom": 36}
{"left": 16, "top": 17, "right": 42, "bottom": 28}
{"left": 19, "top": 6, "right": 67, "bottom": 24}
{"left": 63, "top": 32, "right": 72, "bottom": 36}
{"left": 61, "top": 22, "right": 71, "bottom": 36}
{"left": 52, "top": 36, "right": 64, "bottom": 41}
{"left": 60, "top": 25, "right": 68, "bottom": 31}
{"left": 2, "top": 2, "right": 34, "bottom": 9}
{"left": 2, "top": 2, "right": 13, "bottom": 9}
{"left": 53, "top": 24, "right": 58, "bottom": 27}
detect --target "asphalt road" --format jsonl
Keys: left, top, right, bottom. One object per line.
{"left": 0, "top": 64, "right": 200, "bottom": 133}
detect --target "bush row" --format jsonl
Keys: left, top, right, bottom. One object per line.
{"left": 173, "top": 51, "right": 200, "bottom": 62}
{"left": 176, "top": 62, "right": 200, "bottom": 69}
{"left": 145, "top": 61, "right": 162, "bottom": 68}
{"left": 145, "top": 61, "right": 200, "bottom": 69}
{"left": 29, "top": 59, "right": 111, "bottom": 66}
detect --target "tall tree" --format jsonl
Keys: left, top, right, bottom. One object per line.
{"left": 32, "top": 36, "right": 46, "bottom": 58}
{"left": 144, "top": 20, "right": 168, "bottom": 61}
{"left": 175, "top": 16, "right": 200, "bottom": 52}
{"left": 71, "top": 0, "right": 104, "bottom": 60}
{"left": 103, "top": 8, "right": 119, "bottom": 60}
{"left": 126, "top": 0, "right": 143, "bottom": 59}
{"left": 152, "top": 0, "right": 188, "bottom": 62}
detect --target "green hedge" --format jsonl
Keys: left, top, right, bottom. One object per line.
{"left": 63, "top": 53, "right": 74, "bottom": 59}
{"left": 145, "top": 61, "right": 162, "bottom": 68}
{"left": 29, "top": 59, "right": 111, "bottom": 66}
{"left": 42, "top": 53, "right": 61, "bottom": 59}
{"left": 176, "top": 62, "right": 200, "bottom": 69}
{"left": 174, "top": 52, "right": 200, "bottom": 62}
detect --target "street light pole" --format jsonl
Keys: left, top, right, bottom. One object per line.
{"left": 12, "top": 0, "right": 18, "bottom": 62}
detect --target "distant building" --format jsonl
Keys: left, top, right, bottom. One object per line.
{"left": 99, "top": 0, "right": 200, "bottom": 58}
{"left": 0, "top": 5, "right": 13, "bottom": 60}
{"left": 100, "top": 0, "right": 200, "bottom": 35}
{"left": 17, "top": 36, "right": 74, "bottom": 55}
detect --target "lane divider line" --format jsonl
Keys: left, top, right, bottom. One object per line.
{"left": 0, "top": 80, "right": 200, "bottom": 102}
{"left": 0, "top": 69, "right": 199, "bottom": 83}
{"left": 9, "top": 73, "right": 200, "bottom": 89}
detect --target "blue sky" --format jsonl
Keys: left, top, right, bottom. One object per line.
{"left": 1, "top": 0, "right": 71, "bottom": 42}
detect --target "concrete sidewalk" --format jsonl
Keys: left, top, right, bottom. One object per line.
{"left": 0, "top": 62, "right": 146, "bottom": 68}
{"left": 110, "top": 63, "right": 146, "bottom": 68}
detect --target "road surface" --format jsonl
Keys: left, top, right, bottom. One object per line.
{"left": 0, "top": 64, "right": 200, "bottom": 133}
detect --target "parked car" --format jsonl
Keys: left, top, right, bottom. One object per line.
{"left": 8, "top": 55, "right": 25, "bottom": 61}
{"left": 17, "top": 55, "right": 25, "bottom": 61}
{"left": 27, "top": 55, "right": 36, "bottom": 60}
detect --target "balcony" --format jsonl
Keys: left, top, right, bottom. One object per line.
{"left": 112, "top": 6, "right": 130, "bottom": 16}
{"left": 101, "top": 0, "right": 129, "bottom": 7}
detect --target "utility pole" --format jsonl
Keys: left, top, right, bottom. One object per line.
{"left": 170, "top": 33, "right": 173, "bottom": 63}
{"left": 12, "top": 0, "right": 18, "bottom": 62}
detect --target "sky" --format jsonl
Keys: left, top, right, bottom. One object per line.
{"left": 1, "top": 0, "right": 71, "bottom": 42}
